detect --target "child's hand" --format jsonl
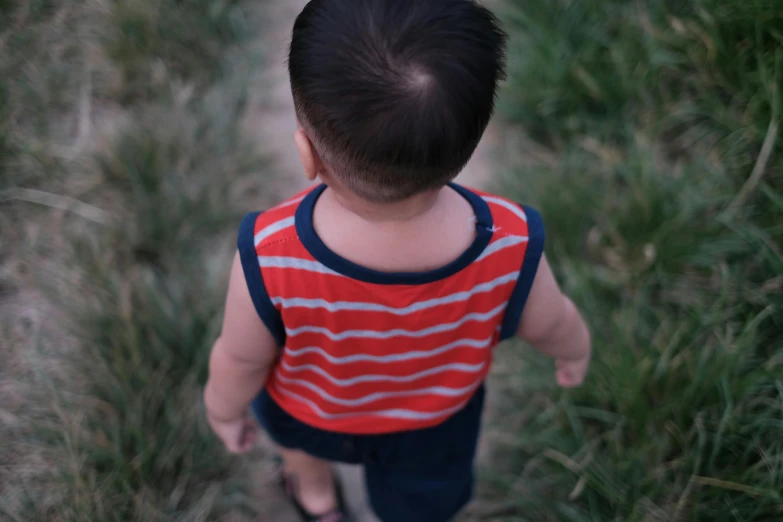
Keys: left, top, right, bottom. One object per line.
{"left": 207, "top": 412, "right": 257, "bottom": 454}
{"left": 555, "top": 355, "right": 590, "bottom": 388}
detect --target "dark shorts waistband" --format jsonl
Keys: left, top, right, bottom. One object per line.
{"left": 252, "top": 386, "right": 486, "bottom": 522}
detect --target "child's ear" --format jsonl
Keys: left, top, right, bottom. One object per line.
{"left": 294, "top": 129, "right": 324, "bottom": 182}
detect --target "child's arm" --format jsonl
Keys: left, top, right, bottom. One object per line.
{"left": 204, "top": 253, "right": 278, "bottom": 453}
{"left": 517, "top": 255, "right": 591, "bottom": 387}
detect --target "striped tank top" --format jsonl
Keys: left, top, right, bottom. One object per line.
{"left": 237, "top": 183, "right": 544, "bottom": 434}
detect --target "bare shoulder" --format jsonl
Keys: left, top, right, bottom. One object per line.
{"left": 516, "top": 255, "right": 568, "bottom": 343}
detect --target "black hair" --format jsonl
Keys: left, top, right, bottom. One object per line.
{"left": 289, "top": 0, "right": 507, "bottom": 202}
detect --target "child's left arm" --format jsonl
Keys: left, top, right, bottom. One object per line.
{"left": 204, "top": 252, "right": 278, "bottom": 453}
{"left": 516, "top": 255, "right": 592, "bottom": 388}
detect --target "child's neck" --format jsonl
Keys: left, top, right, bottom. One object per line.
{"left": 326, "top": 185, "right": 443, "bottom": 223}
{"left": 312, "top": 181, "right": 476, "bottom": 273}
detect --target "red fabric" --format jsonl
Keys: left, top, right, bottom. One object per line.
{"left": 253, "top": 187, "right": 531, "bottom": 434}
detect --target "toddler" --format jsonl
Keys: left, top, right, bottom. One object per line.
{"left": 204, "top": 1, "right": 591, "bottom": 520}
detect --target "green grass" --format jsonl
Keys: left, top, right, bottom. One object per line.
{"left": 40, "top": 93, "right": 269, "bottom": 520}
{"left": 0, "top": 0, "right": 82, "bottom": 189}
{"left": 3, "top": 0, "right": 781, "bottom": 520}
{"left": 38, "top": 255, "right": 247, "bottom": 521}
{"left": 105, "top": 0, "right": 252, "bottom": 101}
{"left": 499, "top": 0, "right": 782, "bottom": 166}
{"left": 482, "top": 0, "right": 783, "bottom": 520}
{"left": 0, "top": 80, "right": 13, "bottom": 183}
{"left": 93, "top": 96, "right": 266, "bottom": 266}
{"left": 0, "top": 0, "right": 271, "bottom": 520}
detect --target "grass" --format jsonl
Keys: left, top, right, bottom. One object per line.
{"left": 39, "top": 97, "right": 267, "bottom": 521}
{"left": 479, "top": 0, "right": 783, "bottom": 520}
{"left": 92, "top": 95, "right": 265, "bottom": 266}
{"left": 0, "top": 80, "right": 13, "bottom": 184}
{"left": 0, "top": 0, "right": 272, "bottom": 520}
{"left": 105, "top": 0, "right": 252, "bottom": 101}
{"left": 3, "top": 0, "right": 781, "bottom": 520}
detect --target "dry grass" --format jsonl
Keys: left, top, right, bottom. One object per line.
{"left": 0, "top": 0, "right": 275, "bottom": 520}
{"left": 3, "top": 0, "right": 781, "bottom": 521}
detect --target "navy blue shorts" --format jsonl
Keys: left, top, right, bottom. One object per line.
{"left": 252, "top": 386, "right": 485, "bottom": 522}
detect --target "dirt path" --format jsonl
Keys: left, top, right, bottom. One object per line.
{"left": 247, "top": 3, "right": 499, "bottom": 520}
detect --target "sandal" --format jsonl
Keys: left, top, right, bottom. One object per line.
{"left": 280, "top": 471, "right": 352, "bottom": 522}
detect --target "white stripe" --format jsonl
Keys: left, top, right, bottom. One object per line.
{"left": 270, "top": 272, "right": 518, "bottom": 314}
{"left": 273, "top": 195, "right": 305, "bottom": 210}
{"left": 483, "top": 196, "right": 527, "bottom": 222}
{"left": 285, "top": 303, "right": 505, "bottom": 340}
{"left": 258, "top": 256, "right": 343, "bottom": 277}
{"left": 274, "top": 386, "right": 471, "bottom": 421}
{"left": 285, "top": 336, "right": 493, "bottom": 364}
{"left": 254, "top": 217, "right": 295, "bottom": 246}
{"left": 281, "top": 360, "right": 486, "bottom": 386}
{"left": 277, "top": 374, "right": 480, "bottom": 406}
{"left": 476, "top": 235, "right": 528, "bottom": 261}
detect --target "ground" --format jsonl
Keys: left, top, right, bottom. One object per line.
{"left": 1, "top": 0, "right": 781, "bottom": 521}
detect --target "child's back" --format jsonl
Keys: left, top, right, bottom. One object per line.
{"left": 248, "top": 181, "right": 540, "bottom": 435}
{"left": 205, "top": 1, "right": 591, "bottom": 521}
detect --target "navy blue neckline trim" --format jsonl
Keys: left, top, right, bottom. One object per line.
{"left": 295, "top": 183, "right": 494, "bottom": 285}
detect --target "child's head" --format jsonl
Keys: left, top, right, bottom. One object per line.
{"left": 289, "top": 0, "right": 507, "bottom": 203}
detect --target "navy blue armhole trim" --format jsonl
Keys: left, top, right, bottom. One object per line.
{"left": 500, "top": 205, "right": 546, "bottom": 341}
{"left": 238, "top": 212, "right": 285, "bottom": 346}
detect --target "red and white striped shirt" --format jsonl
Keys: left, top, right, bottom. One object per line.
{"left": 237, "top": 183, "right": 544, "bottom": 434}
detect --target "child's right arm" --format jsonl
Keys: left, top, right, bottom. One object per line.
{"left": 204, "top": 253, "right": 279, "bottom": 453}
{"left": 517, "top": 255, "right": 592, "bottom": 387}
